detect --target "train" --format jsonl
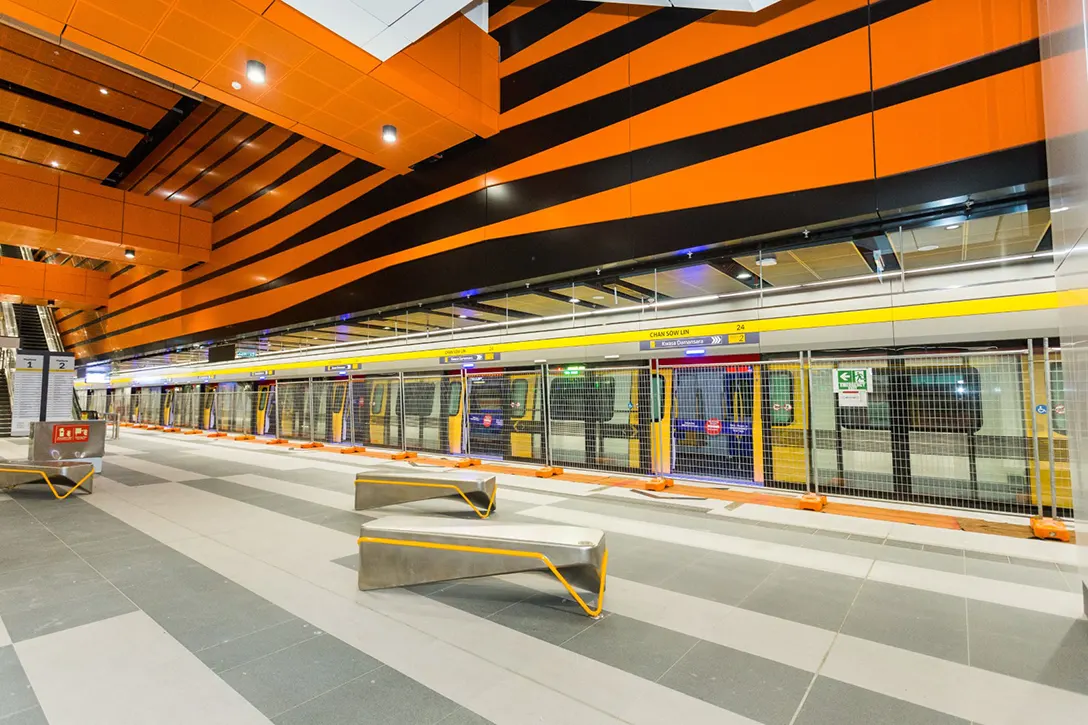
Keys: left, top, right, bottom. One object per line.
{"left": 78, "top": 265, "right": 1070, "bottom": 516}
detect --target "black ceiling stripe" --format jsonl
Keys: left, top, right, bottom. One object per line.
{"left": 123, "top": 104, "right": 220, "bottom": 192}
{"left": 63, "top": 158, "right": 381, "bottom": 335}
{"left": 489, "top": 0, "right": 517, "bottom": 16}
{"left": 78, "top": 142, "right": 1047, "bottom": 361}
{"left": 70, "top": 30, "right": 1029, "bottom": 341}
{"left": 182, "top": 261, "right": 205, "bottom": 272}
{"left": 193, "top": 132, "right": 302, "bottom": 210}
{"left": 105, "top": 96, "right": 204, "bottom": 188}
{"left": 0, "top": 120, "right": 125, "bottom": 162}
{"left": 212, "top": 144, "right": 337, "bottom": 221}
{"left": 501, "top": 7, "right": 709, "bottom": 112}
{"left": 56, "top": 309, "right": 85, "bottom": 325}
{"left": 492, "top": 1, "right": 601, "bottom": 59}
{"left": 212, "top": 156, "right": 378, "bottom": 250}
{"left": 0, "top": 78, "right": 148, "bottom": 134}
{"left": 165, "top": 122, "right": 273, "bottom": 202}
{"left": 109, "top": 269, "right": 167, "bottom": 299}
{"left": 0, "top": 151, "right": 99, "bottom": 181}
{"left": 110, "top": 264, "right": 135, "bottom": 279}
{"left": 145, "top": 110, "right": 245, "bottom": 197}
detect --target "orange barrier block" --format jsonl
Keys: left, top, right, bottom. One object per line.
{"left": 1030, "top": 516, "right": 1071, "bottom": 542}
{"left": 232, "top": 434, "right": 255, "bottom": 441}
{"left": 207, "top": 432, "right": 227, "bottom": 438}
{"left": 300, "top": 442, "right": 324, "bottom": 449}
{"left": 454, "top": 458, "right": 482, "bottom": 468}
{"left": 265, "top": 439, "right": 288, "bottom": 445}
{"left": 391, "top": 451, "right": 418, "bottom": 460}
{"left": 536, "top": 466, "right": 564, "bottom": 478}
{"left": 184, "top": 430, "right": 203, "bottom": 435}
{"left": 799, "top": 493, "right": 828, "bottom": 512}
{"left": 642, "top": 477, "right": 674, "bottom": 491}
{"left": 131, "top": 424, "right": 147, "bottom": 428}
{"left": 164, "top": 427, "right": 181, "bottom": 433}
{"left": 338, "top": 446, "right": 367, "bottom": 454}
{"left": 148, "top": 426, "right": 164, "bottom": 431}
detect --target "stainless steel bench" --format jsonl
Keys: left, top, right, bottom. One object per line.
{"left": 0, "top": 462, "right": 94, "bottom": 499}
{"left": 354, "top": 465, "right": 496, "bottom": 518}
{"left": 357, "top": 515, "right": 607, "bottom": 617}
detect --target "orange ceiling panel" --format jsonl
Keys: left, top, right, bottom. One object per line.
{"left": 0, "top": 130, "right": 117, "bottom": 179}
{"left": 2, "top": 0, "right": 500, "bottom": 173}
{"left": 0, "top": 88, "right": 143, "bottom": 157}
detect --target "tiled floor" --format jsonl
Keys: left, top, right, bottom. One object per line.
{"left": 0, "top": 432, "right": 1086, "bottom": 724}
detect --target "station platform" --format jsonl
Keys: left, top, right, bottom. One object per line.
{"left": 0, "top": 431, "right": 1085, "bottom": 725}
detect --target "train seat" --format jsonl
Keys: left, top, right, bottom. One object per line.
{"left": 0, "top": 461, "right": 94, "bottom": 499}
{"left": 357, "top": 516, "right": 607, "bottom": 616}
{"left": 354, "top": 465, "right": 497, "bottom": 518}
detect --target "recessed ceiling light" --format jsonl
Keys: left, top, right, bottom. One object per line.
{"left": 124, "top": 248, "right": 135, "bottom": 259}
{"left": 246, "top": 60, "right": 266, "bottom": 84}
{"left": 755, "top": 254, "right": 777, "bottom": 267}
{"left": 592, "top": 295, "right": 605, "bottom": 300}
{"left": 737, "top": 271, "right": 753, "bottom": 280}
{"left": 381, "top": 124, "right": 397, "bottom": 144}
{"left": 458, "top": 314, "right": 467, "bottom": 319}
{"left": 945, "top": 224, "right": 960, "bottom": 230}
{"left": 72, "top": 129, "right": 80, "bottom": 135}
{"left": 918, "top": 244, "right": 939, "bottom": 252}
{"left": 231, "top": 81, "right": 242, "bottom": 90}
{"left": 99, "top": 87, "right": 109, "bottom": 95}
{"left": 1054, "top": 206, "right": 1070, "bottom": 213}
{"left": 50, "top": 161, "right": 59, "bottom": 168}
{"left": 569, "top": 297, "right": 579, "bottom": 304}
{"left": 382, "top": 326, "right": 391, "bottom": 330}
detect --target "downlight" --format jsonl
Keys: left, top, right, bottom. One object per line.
{"left": 382, "top": 124, "right": 398, "bottom": 144}
{"left": 246, "top": 60, "right": 267, "bottom": 84}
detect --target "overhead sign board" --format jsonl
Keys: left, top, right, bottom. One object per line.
{"left": 640, "top": 332, "right": 758, "bottom": 351}
{"left": 834, "top": 368, "right": 873, "bottom": 393}
{"left": 325, "top": 364, "right": 356, "bottom": 372}
{"left": 440, "top": 353, "right": 500, "bottom": 364}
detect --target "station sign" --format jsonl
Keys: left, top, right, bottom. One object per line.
{"left": 834, "top": 368, "right": 873, "bottom": 393}
{"left": 249, "top": 370, "right": 273, "bottom": 377}
{"left": 640, "top": 332, "right": 757, "bottom": 351}
{"left": 325, "top": 364, "right": 356, "bottom": 372}
{"left": 440, "top": 352, "right": 500, "bottom": 364}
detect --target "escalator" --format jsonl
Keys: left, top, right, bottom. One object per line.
{"left": 12, "top": 303, "right": 48, "bottom": 351}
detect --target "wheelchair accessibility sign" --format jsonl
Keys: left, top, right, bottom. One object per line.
{"left": 1035, "top": 404, "right": 1048, "bottom": 415}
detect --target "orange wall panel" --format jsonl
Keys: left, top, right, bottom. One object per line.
{"left": 58, "top": 187, "right": 124, "bottom": 232}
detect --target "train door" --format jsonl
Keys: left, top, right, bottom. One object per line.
{"left": 671, "top": 364, "right": 755, "bottom": 482}
{"left": 507, "top": 371, "right": 544, "bottom": 463}
{"left": 403, "top": 375, "right": 442, "bottom": 453}
{"left": 446, "top": 375, "right": 464, "bottom": 455}
{"left": 256, "top": 382, "right": 276, "bottom": 436}
{"left": 203, "top": 384, "right": 217, "bottom": 429}
{"left": 329, "top": 380, "right": 349, "bottom": 443}
{"left": 162, "top": 388, "right": 175, "bottom": 426}
{"left": 364, "top": 377, "right": 400, "bottom": 448}
{"left": 760, "top": 364, "right": 806, "bottom": 488}
{"left": 466, "top": 374, "right": 506, "bottom": 459}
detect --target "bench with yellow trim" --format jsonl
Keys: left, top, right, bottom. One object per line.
{"left": 354, "top": 466, "right": 497, "bottom": 518}
{"left": 0, "top": 462, "right": 94, "bottom": 499}
{"left": 357, "top": 516, "right": 607, "bottom": 617}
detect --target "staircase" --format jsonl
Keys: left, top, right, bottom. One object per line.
{"left": 13, "top": 303, "right": 48, "bottom": 350}
{"left": 0, "top": 371, "right": 11, "bottom": 437}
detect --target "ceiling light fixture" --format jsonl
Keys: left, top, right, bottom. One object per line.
{"left": 231, "top": 81, "right": 243, "bottom": 90}
{"left": 737, "top": 271, "right": 753, "bottom": 280}
{"left": 50, "top": 161, "right": 59, "bottom": 168}
{"left": 458, "top": 314, "right": 467, "bottom": 319}
{"left": 246, "top": 60, "right": 267, "bottom": 84}
{"left": 72, "top": 129, "right": 80, "bottom": 135}
{"left": 917, "top": 244, "right": 940, "bottom": 252}
{"left": 381, "top": 124, "right": 397, "bottom": 144}
{"left": 99, "top": 87, "right": 109, "bottom": 95}
{"left": 592, "top": 295, "right": 605, "bottom": 300}
{"left": 124, "top": 248, "right": 135, "bottom": 259}
{"left": 1054, "top": 206, "right": 1070, "bottom": 213}
{"left": 569, "top": 297, "right": 579, "bottom": 304}
{"left": 945, "top": 224, "right": 960, "bottom": 230}
{"left": 755, "top": 254, "right": 777, "bottom": 267}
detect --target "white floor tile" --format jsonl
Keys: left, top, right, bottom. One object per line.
{"left": 822, "top": 634, "right": 1088, "bottom": 725}
{"left": 0, "top": 613, "right": 10, "bottom": 647}
{"left": 16, "top": 611, "right": 272, "bottom": 725}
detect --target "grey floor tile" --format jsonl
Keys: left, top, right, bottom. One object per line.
{"left": 244, "top": 494, "right": 339, "bottom": 520}
{"left": 0, "top": 539, "right": 72, "bottom": 575}
{"left": 273, "top": 665, "right": 460, "bottom": 725}
{"left": 884, "top": 539, "right": 925, "bottom": 551}
{"left": 434, "top": 707, "right": 494, "bottom": 725}
{"left": 221, "top": 633, "right": 383, "bottom": 718}
{"left": 0, "top": 558, "right": 111, "bottom": 614}
{"left": 813, "top": 529, "right": 851, "bottom": 539}
{"left": 487, "top": 593, "right": 598, "bottom": 645}
{"left": 848, "top": 534, "right": 886, "bottom": 545}
{"left": 794, "top": 676, "right": 968, "bottom": 725}
{"left": 803, "top": 535, "right": 887, "bottom": 558}
{"left": 82, "top": 542, "right": 204, "bottom": 590}
{"left": 605, "top": 540, "right": 706, "bottom": 587}
{"left": 0, "top": 705, "right": 49, "bottom": 725}
{"left": 964, "top": 557, "right": 1070, "bottom": 591}
{"left": 69, "top": 529, "right": 160, "bottom": 558}
{"left": 872, "top": 545, "right": 966, "bottom": 574}
{"left": 1056, "top": 563, "right": 1081, "bottom": 575}
{"left": 332, "top": 554, "right": 358, "bottom": 570}
{"left": 1007, "top": 556, "right": 1063, "bottom": 571}
{"left": 304, "top": 510, "right": 369, "bottom": 535}
{"left": 428, "top": 578, "right": 536, "bottom": 619}
{"left": 658, "top": 553, "right": 778, "bottom": 606}
{"left": 659, "top": 640, "right": 812, "bottom": 725}
{"left": 739, "top": 564, "right": 863, "bottom": 631}
{"left": 0, "top": 647, "right": 39, "bottom": 720}
{"left": 922, "top": 544, "right": 964, "bottom": 558}
{"left": 967, "top": 599, "right": 1088, "bottom": 694}
{"left": 2, "top": 587, "right": 136, "bottom": 643}
{"left": 183, "top": 478, "right": 272, "bottom": 501}
{"left": 100, "top": 467, "right": 167, "bottom": 486}
{"left": 841, "top": 582, "right": 968, "bottom": 663}
{"left": 964, "top": 550, "right": 1009, "bottom": 563}
{"left": 562, "top": 614, "right": 699, "bottom": 681}
{"left": 197, "top": 618, "right": 324, "bottom": 673}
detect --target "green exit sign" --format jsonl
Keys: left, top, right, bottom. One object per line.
{"left": 835, "top": 368, "right": 873, "bottom": 392}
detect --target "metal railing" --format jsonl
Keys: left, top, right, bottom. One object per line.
{"left": 119, "top": 343, "right": 1071, "bottom": 518}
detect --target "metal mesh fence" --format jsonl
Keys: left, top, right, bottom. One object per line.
{"left": 402, "top": 374, "right": 454, "bottom": 455}
{"left": 353, "top": 376, "right": 401, "bottom": 449}
{"left": 312, "top": 379, "right": 350, "bottom": 444}
{"left": 546, "top": 365, "right": 652, "bottom": 475}
{"left": 276, "top": 381, "right": 311, "bottom": 441}
{"left": 809, "top": 350, "right": 1049, "bottom": 515}
{"left": 465, "top": 369, "right": 545, "bottom": 464}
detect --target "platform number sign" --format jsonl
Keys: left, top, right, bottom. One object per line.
{"left": 835, "top": 368, "right": 873, "bottom": 393}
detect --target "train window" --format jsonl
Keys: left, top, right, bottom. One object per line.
{"left": 470, "top": 379, "right": 504, "bottom": 411}
{"left": 404, "top": 382, "right": 436, "bottom": 417}
{"left": 767, "top": 371, "right": 794, "bottom": 426}
{"left": 447, "top": 380, "right": 463, "bottom": 416}
{"left": 731, "top": 376, "right": 753, "bottom": 422}
{"left": 509, "top": 379, "right": 529, "bottom": 415}
{"left": 370, "top": 384, "right": 384, "bottom": 415}
{"left": 587, "top": 376, "right": 616, "bottom": 423}
{"left": 1049, "top": 362, "right": 1066, "bottom": 434}
{"left": 651, "top": 374, "right": 665, "bottom": 422}
{"left": 548, "top": 377, "right": 583, "bottom": 421}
